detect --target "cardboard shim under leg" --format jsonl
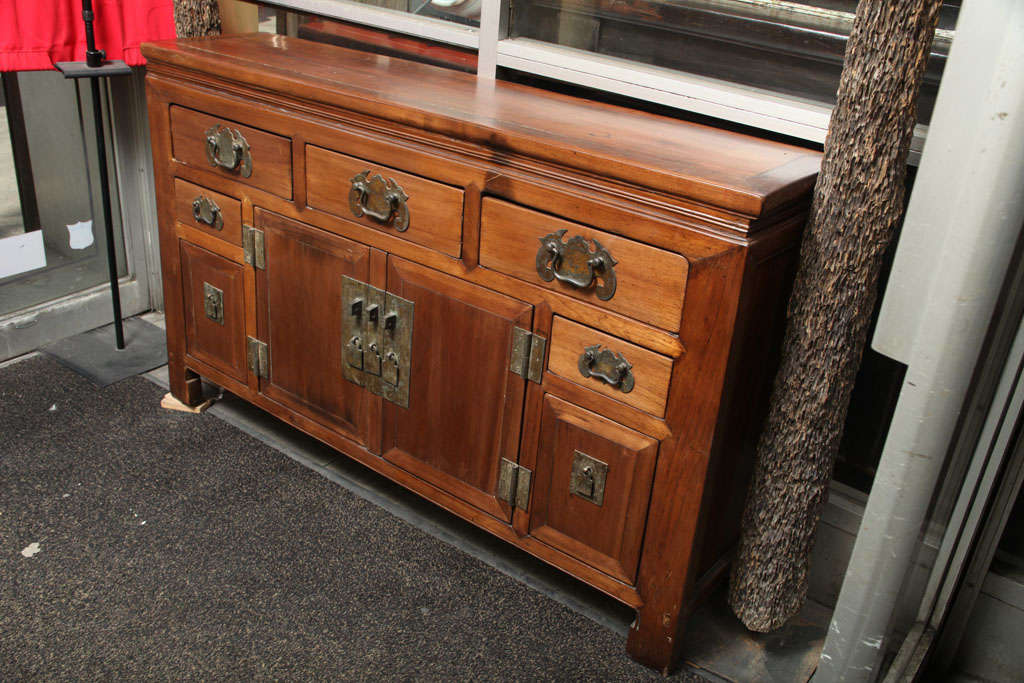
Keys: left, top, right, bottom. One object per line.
{"left": 161, "top": 392, "right": 213, "bottom": 414}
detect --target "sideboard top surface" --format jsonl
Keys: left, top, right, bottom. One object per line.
{"left": 142, "top": 33, "right": 821, "bottom": 218}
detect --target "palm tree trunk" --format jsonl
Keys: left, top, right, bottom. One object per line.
{"left": 728, "top": 0, "right": 945, "bottom": 632}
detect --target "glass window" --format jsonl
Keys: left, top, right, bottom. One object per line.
{"left": 0, "top": 72, "right": 127, "bottom": 317}
{"left": 259, "top": 0, "right": 481, "bottom": 30}
{"left": 508, "top": 0, "right": 960, "bottom": 122}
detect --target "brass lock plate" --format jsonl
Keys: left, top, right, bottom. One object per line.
{"left": 569, "top": 450, "right": 608, "bottom": 506}
{"left": 341, "top": 275, "right": 414, "bottom": 408}
{"left": 203, "top": 282, "right": 224, "bottom": 325}
{"left": 342, "top": 276, "right": 367, "bottom": 386}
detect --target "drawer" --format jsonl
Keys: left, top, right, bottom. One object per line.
{"left": 180, "top": 241, "right": 248, "bottom": 383}
{"left": 480, "top": 199, "right": 688, "bottom": 330}
{"left": 169, "top": 105, "right": 292, "bottom": 199}
{"left": 174, "top": 178, "right": 242, "bottom": 246}
{"left": 306, "top": 145, "right": 463, "bottom": 258}
{"left": 548, "top": 316, "right": 673, "bottom": 418}
{"left": 529, "top": 395, "right": 658, "bottom": 584}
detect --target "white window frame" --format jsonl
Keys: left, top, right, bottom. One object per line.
{"left": 262, "top": 0, "right": 935, "bottom": 153}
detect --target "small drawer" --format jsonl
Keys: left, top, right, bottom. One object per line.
{"left": 480, "top": 198, "right": 688, "bottom": 331}
{"left": 548, "top": 316, "right": 673, "bottom": 418}
{"left": 529, "top": 395, "right": 658, "bottom": 584}
{"left": 180, "top": 241, "right": 248, "bottom": 383}
{"left": 306, "top": 145, "right": 463, "bottom": 258}
{"left": 169, "top": 105, "right": 292, "bottom": 199}
{"left": 174, "top": 178, "right": 243, "bottom": 246}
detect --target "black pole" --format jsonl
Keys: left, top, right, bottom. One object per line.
{"left": 82, "top": 0, "right": 105, "bottom": 67}
{"left": 89, "top": 77, "right": 124, "bottom": 348}
{"left": 78, "top": 0, "right": 125, "bottom": 348}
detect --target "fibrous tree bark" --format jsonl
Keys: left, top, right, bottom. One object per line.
{"left": 728, "top": 0, "right": 944, "bottom": 632}
{"left": 174, "top": 0, "right": 221, "bottom": 38}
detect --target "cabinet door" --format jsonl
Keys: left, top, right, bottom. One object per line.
{"left": 180, "top": 241, "right": 248, "bottom": 383}
{"left": 256, "top": 210, "right": 374, "bottom": 446}
{"left": 382, "top": 257, "right": 533, "bottom": 521}
{"left": 528, "top": 395, "right": 658, "bottom": 584}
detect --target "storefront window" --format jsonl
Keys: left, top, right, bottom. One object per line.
{"left": 508, "top": 0, "right": 960, "bottom": 123}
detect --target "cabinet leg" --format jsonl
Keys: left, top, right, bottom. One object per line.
{"left": 169, "top": 362, "right": 204, "bottom": 407}
{"left": 626, "top": 602, "right": 687, "bottom": 675}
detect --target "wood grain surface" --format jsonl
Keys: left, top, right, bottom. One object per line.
{"left": 306, "top": 144, "right": 463, "bottom": 258}
{"left": 143, "top": 34, "right": 820, "bottom": 217}
{"left": 529, "top": 395, "right": 658, "bottom": 584}
{"left": 480, "top": 198, "right": 689, "bottom": 331}
{"left": 180, "top": 241, "right": 248, "bottom": 382}
{"left": 174, "top": 177, "right": 243, "bottom": 246}
{"left": 170, "top": 104, "right": 293, "bottom": 199}
{"left": 548, "top": 316, "right": 674, "bottom": 418}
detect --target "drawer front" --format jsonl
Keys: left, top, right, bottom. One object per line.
{"left": 548, "top": 316, "right": 673, "bottom": 418}
{"left": 529, "top": 395, "right": 658, "bottom": 584}
{"left": 480, "top": 198, "right": 688, "bottom": 330}
{"left": 306, "top": 145, "right": 463, "bottom": 258}
{"left": 174, "top": 178, "right": 242, "bottom": 246}
{"left": 169, "top": 105, "right": 292, "bottom": 198}
{"left": 180, "top": 241, "right": 248, "bottom": 382}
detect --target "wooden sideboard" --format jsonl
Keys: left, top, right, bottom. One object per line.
{"left": 142, "top": 33, "right": 820, "bottom": 673}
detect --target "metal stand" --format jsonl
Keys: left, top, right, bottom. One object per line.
{"left": 54, "top": 0, "right": 132, "bottom": 349}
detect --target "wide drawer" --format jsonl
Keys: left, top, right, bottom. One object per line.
{"left": 529, "top": 395, "right": 658, "bottom": 584}
{"left": 479, "top": 199, "right": 688, "bottom": 331}
{"left": 548, "top": 316, "right": 673, "bottom": 418}
{"left": 169, "top": 105, "right": 292, "bottom": 199}
{"left": 306, "top": 145, "right": 463, "bottom": 258}
{"left": 174, "top": 178, "right": 242, "bottom": 247}
{"left": 180, "top": 240, "right": 248, "bottom": 383}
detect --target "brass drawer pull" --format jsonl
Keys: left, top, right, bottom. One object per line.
{"left": 349, "top": 170, "right": 410, "bottom": 231}
{"left": 536, "top": 229, "right": 617, "bottom": 301}
{"left": 191, "top": 194, "right": 223, "bottom": 230}
{"left": 578, "top": 344, "right": 634, "bottom": 393}
{"left": 204, "top": 124, "right": 253, "bottom": 177}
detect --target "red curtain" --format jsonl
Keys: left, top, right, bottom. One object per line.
{"left": 0, "top": 1, "right": 176, "bottom": 72}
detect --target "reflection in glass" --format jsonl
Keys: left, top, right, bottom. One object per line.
{"left": 509, "top": 0, "right": 960, "bottom": 123}
{"left": 0, "top": 71, "right": 126, "bottom": 316}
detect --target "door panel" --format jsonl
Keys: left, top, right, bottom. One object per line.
{"left": 180, "top": 240, "right": 248, "bottom": 382}
{"left": 256, "top": 209, "right": 374, "bottom": 445}
{"left": 382, "top": 256, "right": 533, "bottom": 521}
{"left": 529, "top": 395, "right": 658, "bottom": 583}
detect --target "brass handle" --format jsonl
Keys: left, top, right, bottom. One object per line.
{"left": 578, "top": 344, "right": 634, "bottom": 393}
{"left": 204, "top": 124, "right": 252, "bottom": 177}
{"left": 348, "top": 170, "right": 410, "bottom": 231}
{"left": 191, "top": 195, "right": 223, "bottom": 230}
{"left": 535, "top": 229, "right": 617, "bottom": 300}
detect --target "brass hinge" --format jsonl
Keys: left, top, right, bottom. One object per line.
{"left": 243, "top": 224, "right": 265, "bottom": 269}
{"left": 246, "top": 336, "right": 269, "bottom": 378}
{"left": 496, "top": 458, "right": 532, "bottom": 511}
{"left": 510, "top": 327, "right": 546, "bottom": 384}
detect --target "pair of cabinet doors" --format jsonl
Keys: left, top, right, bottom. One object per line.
{"left": 183, "top": 208, "right": 532, "bottom": 523}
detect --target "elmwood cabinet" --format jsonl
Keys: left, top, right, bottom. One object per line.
{"left": 143, "top": 33, "right": 820, "bottom": 673}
